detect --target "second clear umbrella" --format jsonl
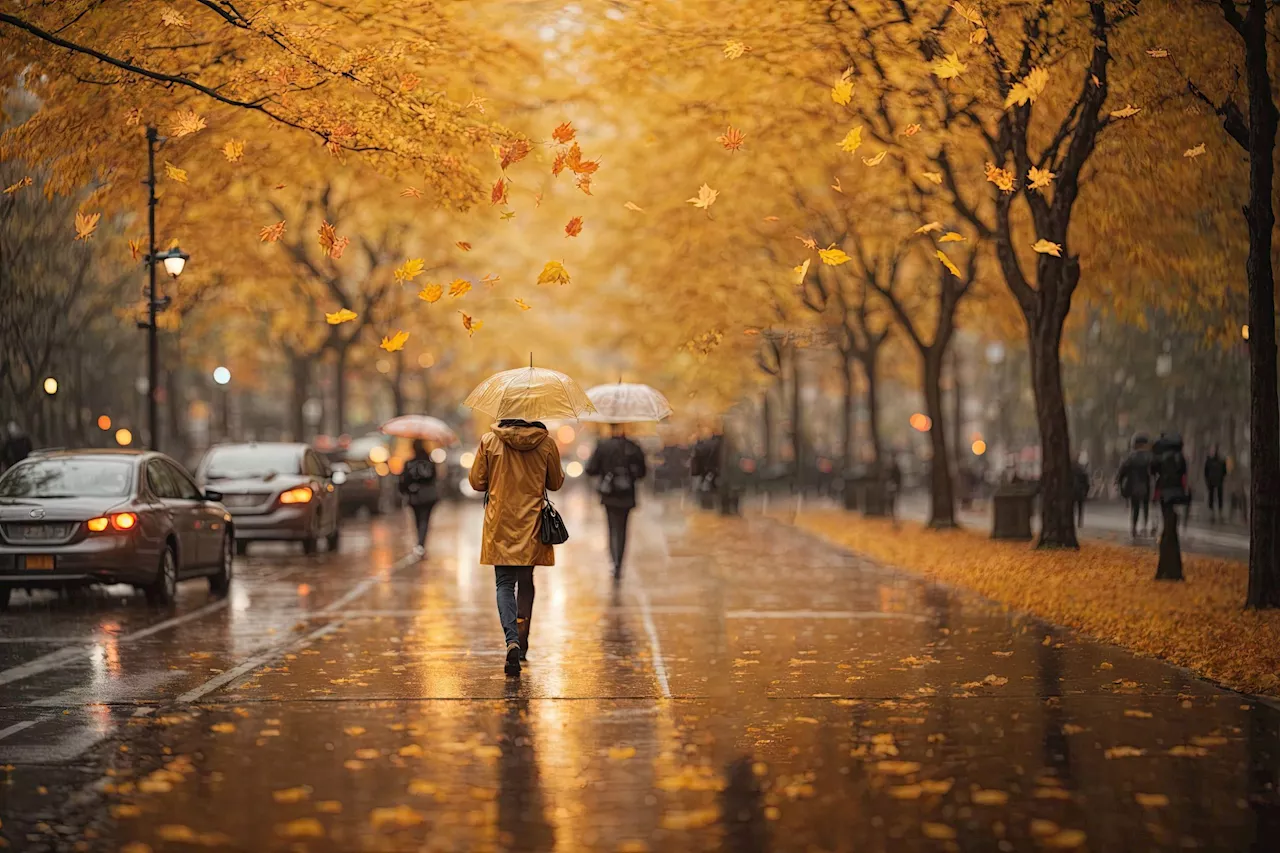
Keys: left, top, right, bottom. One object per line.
{"left": 580, "top": 382, "right": 673, "bottom": 424}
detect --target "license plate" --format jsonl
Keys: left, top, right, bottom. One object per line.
{"left": 23, "top": 555, "right": 55, "bottom": 570}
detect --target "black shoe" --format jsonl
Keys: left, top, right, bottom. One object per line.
{"left": 505, "top": 642, "right": 522, "bottom": 676}
{"left": 519, "top": 649, "right": 528, "bottom": 662}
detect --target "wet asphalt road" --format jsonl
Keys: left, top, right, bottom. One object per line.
{"left": 1, "top": 491, "right": 1278, "bottom": 852}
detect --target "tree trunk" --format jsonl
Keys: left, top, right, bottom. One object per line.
{"left": 390, "top": 352, "right": 406, "bottom": 417}
{"left": 289, "top": 355, "right": 310, "bottom": 442}
{"left": 333, "top": 346, "right": 348, "bottom": 437}
{"left": 790, "top": 351, "right": 804, "bottom": 488}
{"left": 951, "top": 346, "right": 963, "bottom": 473}
{"left": 761, "top": 391, "right": 773, "bottom": 467}
{"left": 1242, "top": 0, "right": 1280, "bottom": 608}
{"left": 840, "top": 352, "right": 855, "bottom": 470}
{"left": 1029, "top": 315, "right": 1079, "bottom": 548}
{"left": 861, "top": 351, "right": 883, "bottom": 473}
{"left": 922, "top": 349, "right": 956, "bottom": 528}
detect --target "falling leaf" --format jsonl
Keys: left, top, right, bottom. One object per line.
{"left": 938, "top": 231, "right": 965, "bottom": 243}
{"left": 763, "top": 215, "right": 780, "bottom": 222}
{"left": 1135, "top": 793, "right": 1169, "bottom": 807}
{"left": 576, "top": 174, "right": 593, "bottom": 195}
{"left": 971, "top": 789, "right": 1009, "bottom": 805}
{"left": 723, "top": 39, "right": 748, "bottom": 59}
{"left": 831, "top": 176, "right": 843, "bottom": 192}
{"left": 482, "top": 273, "right": 501, "bottom": 286}
{"left": 936, "top": 250, "right": 962, "bottom": 277}
{"left": 394, "top": 258, "right": 425, "bottom": 282}
{"left": 1032, "top": 238, "right": 1063, "bottom": 257}
{"left": 160, "top": 6, "right": 190, "bottom": 27}
{"left": 819, "top": 245, "right": 852, "bottom": 266}
{"left": 449, "top": 279, "right": 471, "bottom": 298}
{"left": 743, "top": 328, "right": 760, "bottom": 336}
{"left": 73, "top": 211, "right": 101, "bottom": 241}
{"left": 3, "top": 176, "right": 32, "bottom": 194}
{"left": 686, "top": 183, "right": 719, "bottom": 209}
{"left": 551, "top": 150, "right": 568, "bottom": 176}
{"left": 970, "top": 27, "right": 989, "bottom": 44}
{"left": 400, "top": 186, "right": 423, "bottom": 199}
{"left": 221, "top": 140, "right": 245, "bottom": 163}
{"left": 209, "top": 722, "right": 235, "bottom": 734}
{"left": 1028, "top": 166, "right": 1056, "bottom": 190}
{"left": 499, "top": 139, "right": 532, "bottom": 169}
{"left": 380, "top": 331, "right": 409, "bottom": 352}
{"left": 922, "top": 823, "right": 957, "bottom": 840}
{"left": 608, "top": 746, "right": 637, "bottom": 761}
{"left": 456, "top": 241, "right": 472, "bottom": 251}
{"left": 831, "top": 76, "right": 854, "bottom": 106}
{"left": 797, "top": 235, "right": 818, "bottom": 250}
{"left": 1110, "top": 104, "right": 1142, "bottom": 119}
{"left": 164, "top": 161, "right": 188, "bottom": 183}
{"left": 537, "top": 260, "right": 571, "bottom": 286}
{"left": 169, "top": 110, "right": 206, "bottom": 137}
{"left": 325, "top": 309, "right": 358, "bottom": 325}
{"left": 838, "top": 126, "right": 864, "bottom": 153}
{"left": 318, "top": 221, "right": 349, "bottom": 259}
{"left": 717, "top": 125, "right": 746, "bottom": 151}
{"left": 921, "top": 171, "right": 943, "bottom": 184}
{"left": 259, "top": 221, "right": 286, "bottom": 243}
{"left": 793, "top": 258, "right": 811, "bottom": 284}
{"left": 862, "top": 150, "right": 887, "bottom": 166}
{"left": 272, "top": 786, "right": 312, "bottom": 804}
{"left": 623, "top": 201, "right": 645, "bottom": 212}
{"left": 552, "top": 121, "right": 576, "bottom": 144}
{"left": 276, "top": 818, "right": 325, "bottom": 839}
{"left": 460, "top": 313, "right": 482, "bottom": 336}
{"left": 915, "top": 221, "right": 943, "bottom": 235}
{"left": 950, "top": 1, "right": 984, "bottom": 25}
{"left": 1005, "top": 67, "right": 1049, "bottom": 109}
{"left": 565, "top": 216, "right": 584, "bottom": 237}
{"left": 1184, "top": 143, "right": 1207, "bottom": 158}
{"left": 514, "top": 298, "right": 531, "bottom": 311}
{"left": 901, "top": 123, "right": 922, "bottom": 136}
{"left": 931, "top": 53, "right": 967, "bottom": 79}
{"left": 490, "top": 177, "right": 508, "bottom": 205}
{"left": 984, "top": 162, "right": 1016, "bottom": 192}
{"left": 466, "top": 93, "right": 488, "bottom": 112}
{"left": 1104, "top": 746, "right": 1146, "bottom": 759}
{"left": 418, "top": 284, "right": 443, "bottom": 303}
{"left": 124, "top": 107, "right": 143, "bottom": 127}
{"left": 129, "top": 238, "right": 143, "bottom": 261}
{"left": 1147, "top": 48, "right": 1169, "bottom": 58}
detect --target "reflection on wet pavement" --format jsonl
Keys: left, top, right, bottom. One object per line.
{"left": 1, "top": 493, "right": 1278, "bottom": 851}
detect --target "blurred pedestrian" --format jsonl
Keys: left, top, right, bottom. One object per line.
{"left": 885, "top": 455, "right": 903, "bottom": 524}
{"left": 1116, "top": 435, "right": 1153, "bottom": 538}
{"left": 1151, "top": 432, "right": 1189, "bottom": 581}
{"left": 690, "top": 432, "right": 723, "bottom": 510}
{"left": 468, "top": 419, "right": 565, "bottom": 676}
{"left": 2, "top": 422, "right": 32, "bottom": 472}
{"left": 1204, "top": 445, "right": 1228, "bottom": 522}
{"left": 398, "top": 440, "right": 439, "bottom": 558}
{"left": 1073, "top": 452, "right": 1090, "bottom": 527}
{"left": 585, "top": 425, "right": 647, "bottom": 580}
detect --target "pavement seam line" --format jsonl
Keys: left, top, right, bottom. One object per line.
{"left": 631, "top": 570, "right": 672, "bottom": 699}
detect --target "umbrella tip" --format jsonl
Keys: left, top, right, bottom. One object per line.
{"left": 529, "top": 352, "right": 533, "bottom": 369}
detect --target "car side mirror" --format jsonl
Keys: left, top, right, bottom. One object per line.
{"left": 204, "top": 489, "right": 224, "bottom": 502}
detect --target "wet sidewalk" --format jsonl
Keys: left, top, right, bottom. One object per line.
{"left": 1, "top": 494, "right": 1277, "bottom": 851}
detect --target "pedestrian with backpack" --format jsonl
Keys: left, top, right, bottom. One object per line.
{"left": 398, "top": 440, "right": 440, "bottom": 558}
{"left": 586, "top": 425, "right": 647, "bottom": 580}
{"left": 1151, "top": 433, "right": 1190, "bottom": 581}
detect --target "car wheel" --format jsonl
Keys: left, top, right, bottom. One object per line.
{"left": 302, "top": 535, "right": 317, "bottom": 555}
{"left": 145, "top": 545, "right": 178, "bottom": 607}
{"left": 235, "top": 539, "right": 248, "bottom": 556}
{"left": 326, "top": 528, "right": 340, "bottom": 551}
{"left": 209, "top": 534, "right": 234, "bottom": 596}
{"left": 0, "top": 586, "right": 10, "bottom": 611}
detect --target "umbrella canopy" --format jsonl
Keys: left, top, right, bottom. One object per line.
{"left": 580, "top": 382, "right": 673, "bottom": 424}
{"left": 379, "top": 415, "right": 459, "bottom": 445}
{"left": 464, "top": 366, "right": 596, "bottom": 421}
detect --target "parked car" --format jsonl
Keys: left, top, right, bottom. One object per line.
{"left": 326, "top": 434, "right": 398, "bottom": 516}
{"left": 195, "top": 442, "right": 341, "bottom": 555}
{"left": 0, "top": 450, "right": 233, "bottom": 609}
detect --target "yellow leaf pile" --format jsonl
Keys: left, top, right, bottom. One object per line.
{"left": 787, "top": 511, "right": 1280, "bottom": 697}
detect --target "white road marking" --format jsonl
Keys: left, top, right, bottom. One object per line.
{"left": 725, "top": 609, "right": 928, "bottom": 621}
{"left": 0, "top": 720, "right": 37, "bottom": 742}
{"left": 0, "top": 600, "right": 228, "bottom": 688}
{"left": 176, "top": 620, "right": 346, "bottom": 703}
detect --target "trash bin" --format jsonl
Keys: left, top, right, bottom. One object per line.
{"left": 991, "top": 484, "right": 1037, "bottom": 540}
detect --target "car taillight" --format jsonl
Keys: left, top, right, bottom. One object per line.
{"left": 87, "top": 512, "right": 137, "bottom": 532}
{"left": 280, "top": 486, "right": 313, "bottom": 505}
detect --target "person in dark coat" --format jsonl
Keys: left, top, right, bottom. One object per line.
{"left": 1073, "top": 454, "right": 1090, "bottom": 527}
{"left": 1204, "top": 445, "right": 1228, "bottom": 522}
{"left": 1151, "top": 432, "right": 1189, "bottom": 581}
{"left": 690, "top": 432, "right": 723, "bottom": 510}
{"left": 1116, "top": 435, "right": 1153, "bottom": 538}
{"left": 585, "top": 425, "right": 647, "bottom": 580}
{"left": 398, "top": 440, "right": 439, "bottom": 558}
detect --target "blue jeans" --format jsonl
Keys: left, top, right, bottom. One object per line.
{"left": 495, "top": 566, "right": 535, "bottom": 646}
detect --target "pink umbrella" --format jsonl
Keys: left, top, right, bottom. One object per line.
{"left": 379, "top": 415, "right": 459, "bottom": 445}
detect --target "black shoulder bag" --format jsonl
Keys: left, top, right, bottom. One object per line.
{"left": 539, "top": 491, "right": 569, "bottom": 545}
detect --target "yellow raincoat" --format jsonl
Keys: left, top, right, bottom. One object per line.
{"left": 469, "top": 422, "right": 565, "bottom": 566}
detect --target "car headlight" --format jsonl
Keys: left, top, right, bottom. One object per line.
{"left": 280, "top": 486, "right": 314, "bottom": 504}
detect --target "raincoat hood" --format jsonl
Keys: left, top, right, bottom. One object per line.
{"left": 491, "top": 421, "right": 549, "bottom": 452}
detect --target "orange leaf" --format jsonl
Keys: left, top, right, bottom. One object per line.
{"left": 490, "top": 177, "right": 508, "bottom": 206}
{"left": 259, "top": 221, "right": 286, "bottom": 243}
{"left": 499, "top": 139, "right": 532, "bottom": 170}
{"left": 717, "top": 126, "right": 746, "bottom": 152}
{"left": 455, "top": 241, "right": 472, "bottom": 252}
{"left": 551, "top": 121, "right": 576, "bottom": 144}
{"left": 564, "top": 216, "right": 584, "bottom": 237}
{"left": 566, "top": 143, "right": 598, "bottom": 175}
{"left": 400, "top": 186, "right": 423, "bottom": 199}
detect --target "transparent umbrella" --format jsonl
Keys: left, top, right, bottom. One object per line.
{"left": 464, "top": 366, "right": 596, "bottom": 421}
{"left": 379, "top": 415, "right": 459, "bottom": 445}
{"left": 580, "top": 382, "right": 673, "bottom": 424}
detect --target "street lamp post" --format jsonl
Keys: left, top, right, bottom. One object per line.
{"left": 213, "top": 366, "right": 231, "bottom": 441}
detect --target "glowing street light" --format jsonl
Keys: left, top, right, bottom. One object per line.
{"left": 154, "top": 245, "right": 190, "bottom": 279}
{"left": 42, "top": 377, "right": 58, "bottom": 395}
{"left": 972, "top": 439, "right": 988, "bottom": 456}
{"left": 1242, "top": 324, "right": 1250, "bottom": 341}
{"left": 212, "top": 366, "right": 231, "bottom": 385}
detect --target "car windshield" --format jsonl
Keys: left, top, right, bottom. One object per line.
{"left": 203, "top": 445, "right": 302, "bottom": 480}
{"left": 0, "top": 458, "right": 134, "bottom": 498}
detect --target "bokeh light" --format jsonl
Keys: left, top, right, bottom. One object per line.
{"left": 460, "top": 451, "right": 475, "bottom": 469}
{"left": 212, "top": 366, "right": 231, "bottom": 385}
{"left": 115, "top": 428, "right": 133, "bottom": 446}
{"left": 368, "top": 445, "right": 390, "bottom": 464}
{"left": 565, "top": 460, "right": 584, "bottom": 478}
{"left": 429, "top": 448, "right": 447, "bottom": 463}
{"left": 909, "top": 413, "right": 932, "bottom": 432}
{"left": 972, "top": 439, "right": 987, "bottom": 456}
{"left": 97, "top": 415, "right": 111, "bottom": 430}
{"left": 42, "top": 377, "right": 58, "bottom": 395}
{"left": 556, "top": 425, "right": 576, "bottom": 444}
